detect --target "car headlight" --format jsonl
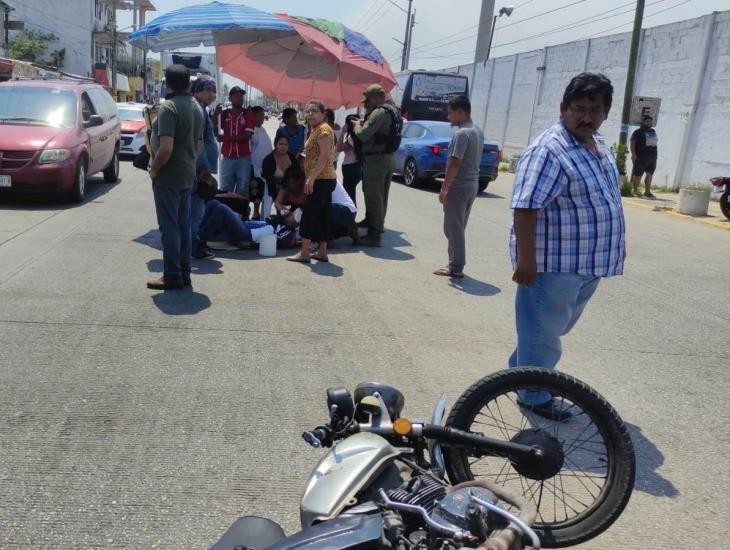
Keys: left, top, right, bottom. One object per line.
{"left": 39, "top": 149, "right": 71, "bottom": 164}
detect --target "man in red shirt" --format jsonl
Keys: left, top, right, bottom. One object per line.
{"left": 217, "top": 86, "right": 256, "bottom": 195}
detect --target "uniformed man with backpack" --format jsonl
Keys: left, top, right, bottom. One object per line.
{"left": 354, "top": 84, "right": 402, "bottom": 247}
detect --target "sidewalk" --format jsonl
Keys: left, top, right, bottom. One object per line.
{"left": 623, "top": 190, "right": 730, "bottom": 231}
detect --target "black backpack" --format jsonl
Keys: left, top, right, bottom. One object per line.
{"left": 371, "top": 104, "right": 402, "bottom": 154}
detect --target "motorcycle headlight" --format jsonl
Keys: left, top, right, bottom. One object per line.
{"left": 39, "top": 149, "right": 71, "bottom": 164}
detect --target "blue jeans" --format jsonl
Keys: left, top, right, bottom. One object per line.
{"left": 509, "top": 273, "right": 600, "bottom": 405}
{"left": 330, "top": 203, "right": 355, "bottom": 238}
{"left": 190, "top": 180, "right": 205, "bottom": 251}
{"left": 152, "top": 184, "right": 192, "bottom": 280}
{"left": 219, "top": 156, "right": 252, "bottom": 195}
{"left": 199, "top": 200, "right": 253, "bottom": 243}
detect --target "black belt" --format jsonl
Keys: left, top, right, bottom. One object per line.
{"left": 364, "top": 151, "right": 391, "bottom": 156}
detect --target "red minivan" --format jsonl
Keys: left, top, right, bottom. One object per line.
{"left": 0, "top": 79, "right": 121, "bottom": 202}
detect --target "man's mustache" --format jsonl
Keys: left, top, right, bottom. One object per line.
{"left": 577, "top": 122, "right": 594, "bottom": 129}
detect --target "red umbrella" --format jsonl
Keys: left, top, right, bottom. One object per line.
{"left": 216, "top": 14, "right": 396, "bottom": 108}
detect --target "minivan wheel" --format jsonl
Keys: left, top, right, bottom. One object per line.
{"left": 478, "top": 178, "right": 491, "bottom": 193}
{"left": 69, "top": 159, "right": 86, "bottom": 203}
{"left": 404, "top": 158, "right": 420, "bottom": 187}
{"left": 103, "top": 149, "right": 119, "bottom": 183}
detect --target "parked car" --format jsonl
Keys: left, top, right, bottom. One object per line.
{"left": 116, "top": 102, "right": 147, "bottom": 158}
{"left": 0, "top": 79, "right": 120, "bottom": 202}
{"left": 393, "top": 120, "right": 500, "bottom": 192}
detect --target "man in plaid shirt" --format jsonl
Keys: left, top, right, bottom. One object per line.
{"left": 509, "top": 73, "right": 626, "bottom": 418}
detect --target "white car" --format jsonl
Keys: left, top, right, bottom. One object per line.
{"left": 116, "top": 102, "right": 147, "bottom": 158}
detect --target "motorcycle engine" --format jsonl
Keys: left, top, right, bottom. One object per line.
{"left": 386, "top": 476, "right": 501, "bottom": 545}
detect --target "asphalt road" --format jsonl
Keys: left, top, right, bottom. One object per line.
{"left": 0, "top": 156, "right": 728, "bottom": 549}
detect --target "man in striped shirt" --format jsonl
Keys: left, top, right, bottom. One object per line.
{"left": 509, "top": 73, "right": 626, "bottom": 419}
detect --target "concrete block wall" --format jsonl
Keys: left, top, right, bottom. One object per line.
{"left": 8, "top": 0, "right": 94, "bottom": 78}
{"left": 445, "top": 10, "right": 730, "bottom": 188}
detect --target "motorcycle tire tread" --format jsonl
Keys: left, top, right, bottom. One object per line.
{"left": 443, "top": 367, "right": 636, "bottom": 549}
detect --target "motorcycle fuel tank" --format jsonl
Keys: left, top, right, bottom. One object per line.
{"left": 300, "top": 432, "right": 400, "bottom": 528}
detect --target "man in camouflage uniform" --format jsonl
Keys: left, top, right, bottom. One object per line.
{"left": 354, "top": 84, "right": 398, "bottom": 247}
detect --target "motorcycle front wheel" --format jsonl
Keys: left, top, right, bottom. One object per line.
{"left": 444, "top": 368, "right": 635, "bottom": 548}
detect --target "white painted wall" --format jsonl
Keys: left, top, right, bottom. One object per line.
{"left": 8, "top": 0, "right": 94, "bottom": 78}
{"left": 445, "top": 10, "right": 730, "bottom": 188}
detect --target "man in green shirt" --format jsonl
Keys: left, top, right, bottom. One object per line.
{"left": 147, "top": 64, "right": 204, "bottom": 290}
{"left": 353, "top": 84, "right": 398, "bottom": 247}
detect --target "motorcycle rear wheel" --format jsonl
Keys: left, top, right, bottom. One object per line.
{"left": 444, "top": 367, "right": 635, "bottom": 548}
{"left": 720, "top": 192, "right": 729, "bottom": 220}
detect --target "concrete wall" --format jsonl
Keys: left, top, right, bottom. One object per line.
{"left": 8, "top": 0, "right": 94, "bottom": 77}
{"left": 445, "top": 10, "right": 730, "bottom": 188}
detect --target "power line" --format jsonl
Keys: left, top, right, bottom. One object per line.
{"left": 357, "top": 1, "right": 392, "bottom": 34}
{"left": 491, "top": 0, "right": 669, "bottom": 50}
{"left": 351, "top": 0, "right": 382, "bottom": 29}
{"left": 400, "top": 0, "right": 590, "bottom": 55}
{"left": 578, "top": 0, "right": 692, "bottom": 40}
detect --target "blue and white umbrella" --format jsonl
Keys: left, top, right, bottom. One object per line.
{"left": 128, "top": 2, "right": 294, "bottom": 52}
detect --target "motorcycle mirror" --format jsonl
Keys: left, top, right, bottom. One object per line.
{"left": 326, "top": 387, "right": 354, "bottom": 424}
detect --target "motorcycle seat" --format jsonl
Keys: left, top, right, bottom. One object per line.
{"left": 209, "top": 516, "right": 286, "bottom": 550}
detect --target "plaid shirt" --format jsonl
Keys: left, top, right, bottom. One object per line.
{"left": 510, "top": 122, "right": 626, "bottom": 277}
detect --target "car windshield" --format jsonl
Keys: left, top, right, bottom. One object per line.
{"left": 429, "top": 125, "right": 457, "bottom": 138}
{"left": 0, "top": 87, "right": 77, "bottom": 128}
{"left": 117, "top": 106, "right": 145, "bottom": 120}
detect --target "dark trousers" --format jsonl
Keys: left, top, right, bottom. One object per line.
{"left": 342, "top": 162, "right": 362, "bottom": 206}
{"left": 362, "top": 154, "right": 394, "bottom": 234}
{"left": 300, "top": 179, "right": 336, "bottom": 243}
{"left": 330, "top": 203, "right": 356, "bottom": 238}
{"left": 199, "top": 200, "right": 252, "bottom": 243}
{"left": 153, "top": 183, "right": 191, "bottom": 280}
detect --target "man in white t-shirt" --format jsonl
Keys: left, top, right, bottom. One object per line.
{"left": 330, "top": 181, "right": 358, "bottom": 244}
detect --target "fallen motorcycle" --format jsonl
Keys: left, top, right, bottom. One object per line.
{"left": 211, "top": 368, "right": 636, "bottom": 549}
{"left": 710, "top": 176, "right": 730, "bottom": 220}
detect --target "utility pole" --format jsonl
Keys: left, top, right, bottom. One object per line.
{"left": 400, "top": 0, "right": 413, "bottom": 71}
{"left": 470, "top": 0, "right": 495, "bottom": 96}
{"left": 618, "top": 0, "right": 645, "bottom": 155}
{"left": 111, "top": 0, "right": 117, "bottom": 95}
{"left": 404, "top": 9, "right": 415, "bottom": 70}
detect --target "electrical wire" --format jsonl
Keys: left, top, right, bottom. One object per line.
{"left": 577, "top": 0, "right": 693, "bottom": 40}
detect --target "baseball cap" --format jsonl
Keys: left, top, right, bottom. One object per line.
{"left": 363, "top": 83, "right": 385, "bottom": 98}
{"left": 229, "top": 86, "right": 246, "bottom": 97}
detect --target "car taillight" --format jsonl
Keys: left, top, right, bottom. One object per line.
{"left": 496, "top": 150, "right": 502, "bottom": 161}
{"left": 429, "top": 145, "right": 441, "bottom": 156}
{"left": 710, "top": 177, "right": 724, "bottom": 186}
{"left": 402, "top": 111, "right": 408, "bottom": 120}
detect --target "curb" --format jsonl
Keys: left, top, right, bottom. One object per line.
{"left": 622, "top": 198, "right": 730, "bottom": 231}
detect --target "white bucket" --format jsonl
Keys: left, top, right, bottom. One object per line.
{"left": 259, "top": 233, "right": 277, "bottom": 257}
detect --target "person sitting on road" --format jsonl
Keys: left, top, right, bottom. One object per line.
{"left": 282, "top": 164, "right": 359, "bottom": 245}
{"left": 274, "top": 165, "right": 307, "bottom": 213}
{"left": 262, "top": 135, "right": 297, "bottom": 208}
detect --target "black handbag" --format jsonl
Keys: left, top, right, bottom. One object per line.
{"left": 133, "top": 147, "right": 150, "bottom": 171}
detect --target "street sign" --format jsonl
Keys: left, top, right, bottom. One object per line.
{"left": 630, "top": 96, "right": 661, "bottom": 125}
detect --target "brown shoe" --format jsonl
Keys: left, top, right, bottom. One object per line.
{"left": 147, "top": 276, "right": 184, "bottom": 290}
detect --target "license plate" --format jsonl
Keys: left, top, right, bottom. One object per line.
{"left": 0, "top": 175, "right": 10, "bottom": 188}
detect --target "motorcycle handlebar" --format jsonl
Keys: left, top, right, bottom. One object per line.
{"left": 302, "top": 426, "right": 332, "bottom": 448}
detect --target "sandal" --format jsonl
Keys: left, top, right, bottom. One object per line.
{"left": 433, "top": 267, "right": 464, "bottom": 278}
{"left": 287, "top": 254, "right": 311, "bottom": 264}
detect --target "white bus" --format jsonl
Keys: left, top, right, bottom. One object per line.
{"left": 391, "top": 70, "right": 469, "bottom": 122}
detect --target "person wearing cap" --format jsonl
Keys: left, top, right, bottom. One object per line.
{"left": 353, "top": 83, "right": 398, "bottom": 247}
{"left": 630, "top": 115, "right": 658, "bottom": 198}
{"left": 190, "top": 76, "right": 219, "bottom": 260}
{"left": 218, "top": 86, "right": 256, "bottom": 196}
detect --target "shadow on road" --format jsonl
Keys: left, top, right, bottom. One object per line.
{"left": 448, "top": 275, "right": 501, "bottom": 296}
{"left": 626, "top": 423, "right": 679, "bottom": 498}
{"left": 147, "top": 259, "right": 223, "bottom": 277}
{"left": 308, "top": 261, "right": 344, "bottom": 277}
{"left": 0, "top": 177, "right": 116, "bottom": 210}
{"left": 134, "top": 228, "right": 162, "bottom": 251}
{"left": 151, "top": 289, "right": 211, "bottom": 315}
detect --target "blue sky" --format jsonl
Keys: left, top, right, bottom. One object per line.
{"left": 118, "top": 0, "right": 729, "bottom": 83}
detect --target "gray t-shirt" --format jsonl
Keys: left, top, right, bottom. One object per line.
{"left": 448, "top": 120, "right": 484, "bottom": 188}
{"left": 151, "top": 94, "right": 204, "bottom": 190}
